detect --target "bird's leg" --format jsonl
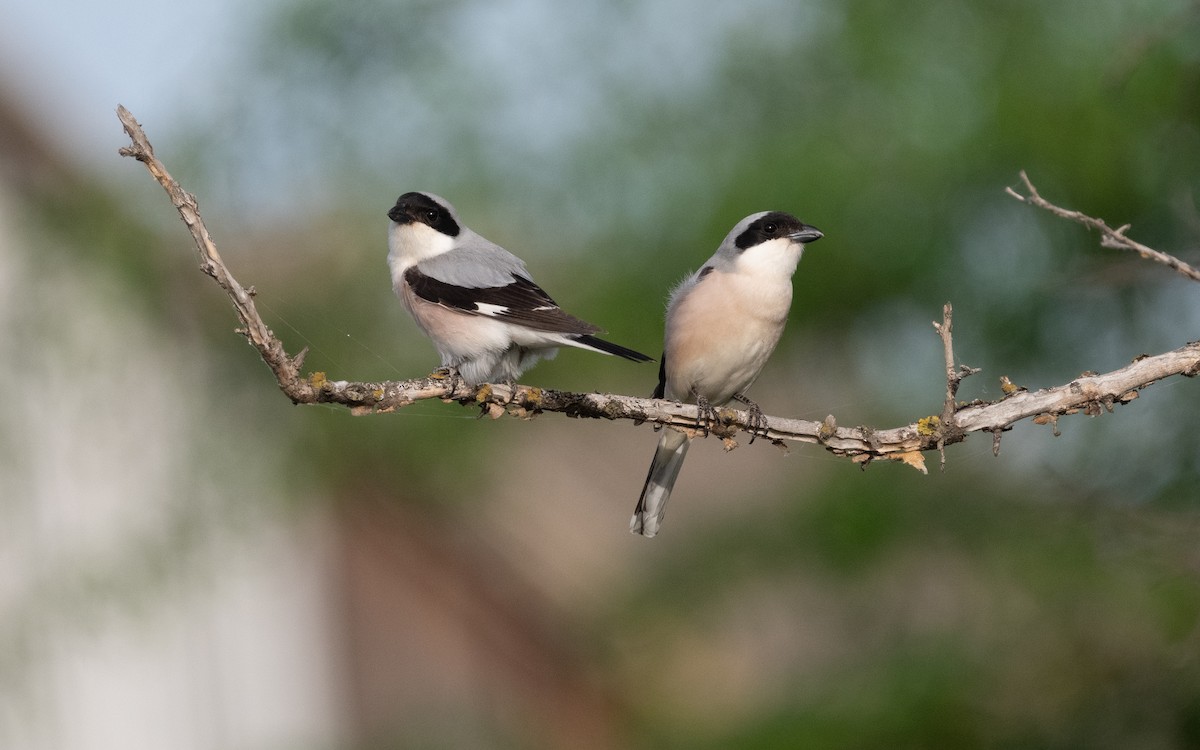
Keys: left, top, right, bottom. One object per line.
{"left": 428, "top": 366, "right": 467, "bottom": 397}
{"left": 689, "top": 387, "right": 716, "bottom": 437}
{"left": 499, "top": 377, "right": 520, "bottom": 404}
{"left": 731, "top": 393, "right": 768, "bottom": 444}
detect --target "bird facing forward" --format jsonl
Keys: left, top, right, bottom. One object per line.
{"left": 631, "top": 211, "right": 823, "bottom": 537}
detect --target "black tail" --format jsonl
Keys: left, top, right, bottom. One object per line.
{"left": 575, "top": 334, "right": 654, "bottom": 363}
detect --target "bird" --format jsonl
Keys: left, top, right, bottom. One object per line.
{"left": 630, "top": 210, "right": 823, "bottom": 537}
{"left": 386, "top": 191, "right": 652, "bottom": 385}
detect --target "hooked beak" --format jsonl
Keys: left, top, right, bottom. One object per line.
{"left": 789, "top": 224, "right": 823, "bottom": 244}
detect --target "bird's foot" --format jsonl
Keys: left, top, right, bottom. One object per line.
{"left": 429, "top": 366, "right": 468, "bottom": 397}
{"left": 732, "top": 393, "right": 769, "bottom": 444}
{"left": 690, "top": 388, "right": 717, "bottom": 437}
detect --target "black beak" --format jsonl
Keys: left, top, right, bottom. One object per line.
{"left": 387, "top": 204, "right": 407, "bottom": 222}
{"left": 789, "top": 224, "right": 823, "bottom": 244}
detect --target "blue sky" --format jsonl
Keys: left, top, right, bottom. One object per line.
{"left": 0, "top": 0, "right": 252, "bottom": 170}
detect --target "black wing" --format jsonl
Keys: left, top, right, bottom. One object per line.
{"left": 404, "top": 266, "right": 601, "bottom": 334}
{"left": 652, "top": 352, "right": 667, "bottom": 398}
{"left": 575, "top": 335, "right": 654, "bottom": 363}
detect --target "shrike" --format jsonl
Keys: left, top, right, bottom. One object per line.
{"left": 631, "top": 211, "right": 823, "bottom": 537}
{"left": 387, "top": 191, "right": 652, "bottom": 385}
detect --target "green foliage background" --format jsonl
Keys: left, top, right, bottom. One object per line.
{"left": 26, "top": 0, "right": 1200, "bottom": 746}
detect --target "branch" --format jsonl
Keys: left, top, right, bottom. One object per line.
{"left": 1006, "top": 170, "right": 1200, "bottom": 283}
{"left": 117, "top": 106, "right": 1200, "bottom": 473}
{"left": 116, "top": 105, "right": 313, "bottom": 402}
{"left": 930, "top": 302, "right": 982, "bottom": 470}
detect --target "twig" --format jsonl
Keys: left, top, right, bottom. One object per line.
{"left": 116, "top": 107, "right": 1200, "bottom": 474}
{"left": 1006, "top": 170, "right": 1200, "bottom": 283}
{"left": 116, "top": 105, "right": 316, "bottom": 403}
{"left": 930, "top": 303, "right": 980, "bottom": 470}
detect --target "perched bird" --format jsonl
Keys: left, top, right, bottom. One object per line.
{"left": 631, "top": 211, "right": 823, "bottom": 537}
{"left": 386, "top": 191, "right": 652, "bottom": 385}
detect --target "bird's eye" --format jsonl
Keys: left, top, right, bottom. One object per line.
{"left": 763, "top": 222, "right": 777, "bottom": 234}
{"left": 425, "top": 209, "right": 439, "bottom": 221}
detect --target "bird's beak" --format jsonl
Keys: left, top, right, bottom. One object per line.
{"left": 789, "top": 225, "right": 823, "bottom": 244}
{"left": 387, "top": 205, "right": 406, "bottom": 222}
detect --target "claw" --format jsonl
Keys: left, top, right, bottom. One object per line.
{"left": 732, "top": 393, "right": 768, "bottom": 443}
{"left": 690, "top": 387, "right": 716, "bottom": 437}
{"left": 429, "top": 366, "right": 468, "bottom": 398}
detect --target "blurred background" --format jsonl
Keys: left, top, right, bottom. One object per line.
{"left": 2, "top": 0, "right": 1200, "bottom": 747}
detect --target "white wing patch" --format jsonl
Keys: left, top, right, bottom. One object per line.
{"left": 474, "top": 302, "right": 510, "bottom": 317}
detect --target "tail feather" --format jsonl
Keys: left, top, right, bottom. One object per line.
{"left": 574, "top": 334, "right": 654, "bottom": 363}
{"left": 630, "top": 429, "right": 690, "bottom": 537}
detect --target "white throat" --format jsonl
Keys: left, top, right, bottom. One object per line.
{"left": 735, "top": 237, "right": 804, "bottom": 278}
{"left": 387, "top": 222, "right": 455, "bottom": 275}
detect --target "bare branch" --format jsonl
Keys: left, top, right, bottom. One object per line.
{"left": 116, "top": 107, "right": 1200, "bottom": 473}
{"left": 929, "top": 303, "right": 983, "bottom": 470}
{"left": 116, "top": 105, "right": 317, "bottom": 403}
{"left": 1006, "top": 170, "right": 1200, "bottom": 283}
